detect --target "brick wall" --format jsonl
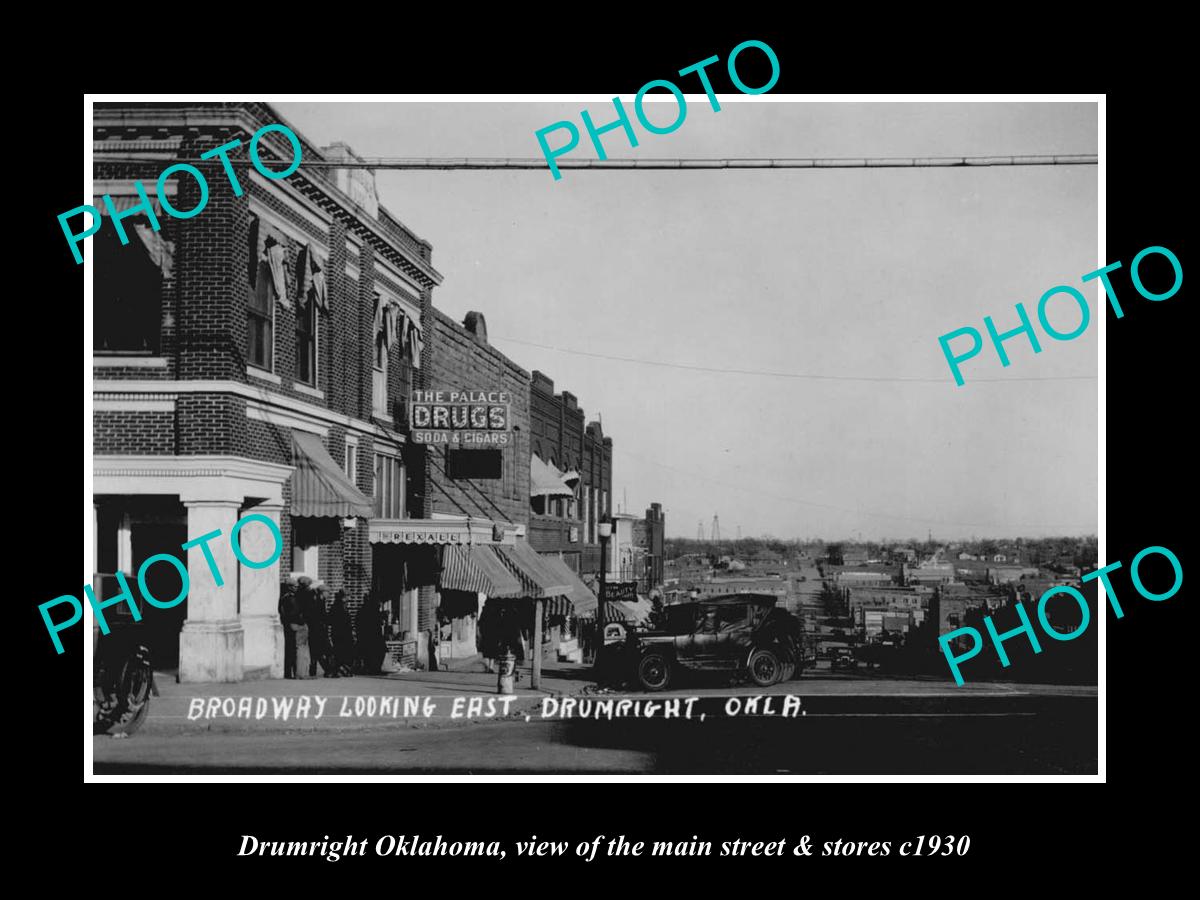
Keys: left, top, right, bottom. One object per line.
{"left": 527, "top": 371, "right": 614, "bottom": 573}
{"left": 92, "top": 103, "right": 444, "bottom": 638}
{"left": 426, "top": 308, "right": 531, "bottom": 528}
{"left": 93, "top": 411, "right": 176, "bottom": 455}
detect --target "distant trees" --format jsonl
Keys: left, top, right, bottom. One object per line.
{"left": 664, "top": 536, "right": 810, "bottom": 562}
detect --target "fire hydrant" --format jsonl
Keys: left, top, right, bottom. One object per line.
{"left": 497, "top": 652, "right": 515, "bottom": 695}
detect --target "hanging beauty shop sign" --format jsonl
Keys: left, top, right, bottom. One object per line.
{"left": 409, "top": 390, "right": 512, "bottom": 445}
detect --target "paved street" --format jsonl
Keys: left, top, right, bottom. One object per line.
{"left": 93, "top": 667, "right": 1097, "bottom": 774}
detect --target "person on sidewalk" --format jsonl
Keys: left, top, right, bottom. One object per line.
{"left": 328, "top": 590, "right": 355, "bottom": 678}
{"left": 279, "top": 579, "right": 303, "bottom": 679}
{"left": 304, "top": 582, "right": 331, "bottom": 677}
{"left": 293, "top": 576, "right": 314, "bottom": 679}
{"left": 478, "top": 601, "right": 496, "bottom": 673}
{"left": 355, "top": 591, "right": 387, "bottom": 675}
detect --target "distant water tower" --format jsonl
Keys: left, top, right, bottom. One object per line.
{"left": 712, "top": 515, "right": 721, "bottom": 543}
{"left": 697, "top": 520, "right": 705, "bottom": 541}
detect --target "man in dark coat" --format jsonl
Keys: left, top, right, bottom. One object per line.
{"left": 328, "top": 591, "right": 354, "bottom": 677}
{"left": 355, "top": 592, "right": 387, "bottom": 675}
{"left": 292, "top": 577, "right": 313, "bottom": 678}
{"left": 279, "top": 581, "right": 303, "bottom": 679}
{"left": 303, "top": 583, "right": 331, "bottom": 677}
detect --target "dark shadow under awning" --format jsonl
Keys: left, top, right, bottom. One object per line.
{"left": 291, "top": 431, "right": 373, "bottom": 518}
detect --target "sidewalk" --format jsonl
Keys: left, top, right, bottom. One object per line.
{"left": 130, "top": 656, "right": 598, "bottom": 736}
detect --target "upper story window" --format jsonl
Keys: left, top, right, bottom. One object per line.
{"left": 373, "top": 297, "right": 390, "bottom": 418}
{"left": 296, "top": 293, "right": 317, "bottom": 385}
{"left": 93, "top": 206, "right": 171, "bottom": 355}
{"left": 296, "top": 243, "right": 326, "bottom": 387}
{"left": 373, "top": 295, "right": 420, "bottom": 421}
{"left": 247, "top": 215, "right": 286, "bottom": 372}
{"left": 344, "top": 440, "right": 358, "bottom": 487}
{"left": 374, "top": 452, "right": 405, "bottom": 519}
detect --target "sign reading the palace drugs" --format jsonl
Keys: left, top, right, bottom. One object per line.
{"left": 409, "top": 390, "right": 511, "bottom": 446}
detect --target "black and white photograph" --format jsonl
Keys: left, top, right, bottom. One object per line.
{"left": 78, "top": 94, "right": 1106, "bottom": 777}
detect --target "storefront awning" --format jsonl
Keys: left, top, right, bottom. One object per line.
{"left": 440, "top": 545, "right": 524, "bottom": 599}
{"left": 530, "top": 455, "right": 574, "bottom": 497}
{"left": 492, "top": 541, "right": 571, "bottom": 599}
{"left": 291, "top": 432, "right": 374, "bottom": 518}
{"left": 540, "top": 555, "right": 599, "bottom": 615}
{"left": 593, "top": 601, "right": 639, "bottom": 623}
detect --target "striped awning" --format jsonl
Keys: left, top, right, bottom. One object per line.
{"left": 578, "top": 599, "right": 649, "bottom": 624}
{"left": 440, "top": 545, "right": 524, "bottom": 599}
{"left": 291, "top": 432, "right": 373, "bottom": 518}
{"left": 492, "top": 542, "right": 570, "bottom": 598}
{"left": 539, "top": 555, "right": 599, "bottom": 615}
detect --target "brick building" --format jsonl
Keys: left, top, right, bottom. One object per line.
{"left": 525, "top": 371, "right": 613, "bottom": 577}
{"left": 418, "top": 309, "right": 592, "bottom": 663}
{"left": 92, "top": 102, "right": 450, "bottom": 681}
{"left": 631, "top": 502, "right": 666, "bottom": 591}
{"left": 846, "top": 586, "right": 932, "bottom": 635}
{"left": 90, "top": 102, "right": 617, "bottom": 682}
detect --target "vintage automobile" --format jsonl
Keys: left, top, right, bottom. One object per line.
{"left": 625, "top": 594, "right": 804, "bottom": 691}
{"left": 92, "top": 575, "right": 156, "bottom": 736}
{"left": 831, "top": 648, "right": 858, "bottom": 672}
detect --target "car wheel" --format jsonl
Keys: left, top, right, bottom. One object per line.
{"left": 748, "top": 648, "right": 782, "bottom": 687}
{"left": 95, "top": 645, "right": 154, "bottom": 736}
{"left": 637, "top": 651, "right": 672, "bottom": 692}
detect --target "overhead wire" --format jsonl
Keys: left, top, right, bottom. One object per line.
{"left": 494, "top": 337, "right": 1097, "bottom": 384}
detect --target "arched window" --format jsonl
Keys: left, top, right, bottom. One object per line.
{"left": 247, "top": 215, "right": 283, "bottom": 372}
{"left": 372, "top": 295, "right": 389, "bottom": 418}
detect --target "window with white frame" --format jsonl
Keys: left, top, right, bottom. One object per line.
{"left": 344, "top": 439, "right": 358, "bottom": 489}
{"left": 373, "top": 302, "right": 389, "bottom": 417}
{"left": 247, "top": 214, "right": 285, "bottom": 372}
{"left": 374, "top": 452, "right": 405, "bottom": 519}
{"left": 296, "top": 293, "right": 317, "bottom": 386}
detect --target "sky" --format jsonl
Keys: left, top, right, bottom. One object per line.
{"left": 275, "top": 100, "right": 1098, "bottom": 542}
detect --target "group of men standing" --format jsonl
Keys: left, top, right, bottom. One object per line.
{"left": 278, "top": 577, "right": 389, "bottom": 679}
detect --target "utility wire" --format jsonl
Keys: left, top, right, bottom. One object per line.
{"left": 495, "top": 336, "right": 1097, "bottom": 384}
{"left": 92, "top": 153, "right": 1097, "bottom": 171}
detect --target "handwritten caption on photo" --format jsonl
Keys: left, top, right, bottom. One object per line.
{"left": 187, "top": 693, "right": 805, "bottom": 722}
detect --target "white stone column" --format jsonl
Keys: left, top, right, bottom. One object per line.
{"left": 239, "top": 502, "right": 284, "bottom": 678}
{"left": 179, "top": 500, "right": 244, "bottom": 683}
{"left": 117, "top": 512, "right": 132, "bottom": 576}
